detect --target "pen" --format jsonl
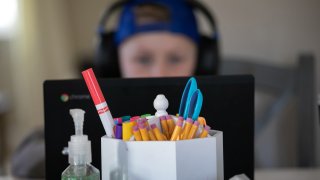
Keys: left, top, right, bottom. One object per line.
{"left": 82, "top": 68, "right": 115, "bottom": 137}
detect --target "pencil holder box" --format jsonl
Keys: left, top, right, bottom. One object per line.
{"left": 101, "top": 130, "right": 224, "bottom": 180}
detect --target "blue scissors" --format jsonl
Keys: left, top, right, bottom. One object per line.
{"left": 178, "top": 77, "right": 203, "bottom": 120}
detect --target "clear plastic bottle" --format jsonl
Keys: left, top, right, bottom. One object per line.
{"left": 61, "top": 109, "right": 100, "bottom": 180}
{"left": 62, "top": 164, "right": 100, "bottom": 180}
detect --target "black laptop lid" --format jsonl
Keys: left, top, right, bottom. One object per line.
{"left": 44, "top": 75, "right": 254, "bottom": 179}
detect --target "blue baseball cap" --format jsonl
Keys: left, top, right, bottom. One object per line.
{"left": 115, "top": 0, "right": 199, "bottom": 46}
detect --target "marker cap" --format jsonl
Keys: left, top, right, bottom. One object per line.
{"left": 130, "top": 116, "right": 140, "bottom": 122}
{"left": 121, "top": 116, "right": 131, "bottom": 122}
{"left": 114, "top": 118, "right": 122, "bottom": 124}
{"left": 141, "top": 114, "right": 151, "bottom": 118}
{"left": 81, "top": 68, "right": 105, "bottom": 105}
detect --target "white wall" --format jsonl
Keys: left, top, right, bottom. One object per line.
{"left": 202, "top": 0, "right": 320, "bottom": 93}
{"left": 66, "top": 0, "right": 116, "bottom": 56}
{"left": 203, "top": 0, "right": 320, "bottom": 64}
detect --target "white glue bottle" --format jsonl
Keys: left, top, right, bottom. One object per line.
{"left": 61, "top": 109, "right": 100, "bottom": 180}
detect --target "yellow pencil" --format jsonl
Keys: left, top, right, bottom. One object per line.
{"left": 138, "top": 123, "right": 150, "bottom": 141}
{"left": 166, "top": 115, "right": 176, "bottom": 137}
{"left": 170, "top": 119, "right": 183, "bottom": 141}
{"left": 132, "top": 125, "right": 142, "bottom": 141}
{"left": 147, "top": 126, "right": 157, "bottom": 141}
{"left": 160, "top": 116, "right": 170, "bottom": 139}
{"left": 181, "top": 118, "right": 193, "bottom": 140}
{"left": 151, "top": 124, "right": 166, "bottom": 141}
{"left": 187, "top": 121, "right": 200, "bottom": 139}
{"left": 199, "top": 125, "right": 211, "bottom": 138}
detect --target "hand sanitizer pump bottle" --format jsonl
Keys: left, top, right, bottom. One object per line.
{"left": 62, "top": 109, "right": 100, "bottom": 180}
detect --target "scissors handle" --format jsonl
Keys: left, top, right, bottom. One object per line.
{"left": 178, "top": 77, "right": 197, "bottom": 118}
{"left": 187, "top": 89, "right": 203, "bottom": 120}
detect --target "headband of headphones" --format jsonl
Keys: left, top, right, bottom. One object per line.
{"left": 98, "top": 0, "right": 218, "bottom": 45}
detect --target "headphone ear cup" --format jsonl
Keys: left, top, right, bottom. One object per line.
{"left": 196, "top": 35, "right": 220, "bottom": 75}
{"left": 94, "top": 32, "right": 121, "bottom": 78}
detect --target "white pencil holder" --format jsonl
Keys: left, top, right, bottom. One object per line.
{"left": 101, "top": 130, "right": 224, "bottom": 180}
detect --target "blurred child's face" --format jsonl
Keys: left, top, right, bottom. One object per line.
{"left": 119, "top": 32, "right": 197, "bottom": 78}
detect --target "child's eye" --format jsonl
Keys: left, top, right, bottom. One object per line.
{"left": 168, "top": 55, "right": 184, "bottom": 65}
{"left": 136, "top": 56, "right": 153, "bottom": 66}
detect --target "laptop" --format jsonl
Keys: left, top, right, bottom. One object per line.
{"left": 44, "top": 75, "right": 254, "bottom": 179}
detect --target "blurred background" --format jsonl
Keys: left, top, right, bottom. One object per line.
{"left": 0, "top": 0, "right": 319, "bottom": 178}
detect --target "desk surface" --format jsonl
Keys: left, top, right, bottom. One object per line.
{"left": 1, "top": 168, "right": 320, "bottom": 180}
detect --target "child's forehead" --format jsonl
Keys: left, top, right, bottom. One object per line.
{"left": 121, "top": 32, "right": 197, "bottom": 52}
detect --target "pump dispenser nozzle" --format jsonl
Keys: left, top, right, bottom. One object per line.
{"left": 68, "top": 109, "right": 92, "bottom": 165}
{"left": 70, "top": 109, "right": 85, "bottom": 136}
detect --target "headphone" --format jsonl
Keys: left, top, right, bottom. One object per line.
{"left": 94, "top": 0, "right": 220, "bottom": 78}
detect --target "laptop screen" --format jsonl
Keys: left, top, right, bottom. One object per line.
{"left": 44, "top": 75, "right": 254, "bottom": 179}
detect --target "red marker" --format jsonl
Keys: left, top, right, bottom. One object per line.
{"left": 82, "top": 68, "right": 115, "bottom": 137}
